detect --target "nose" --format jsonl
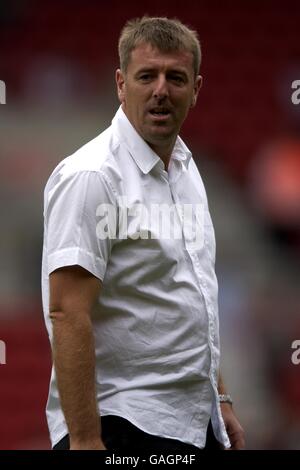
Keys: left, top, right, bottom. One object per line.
{"left": 153, "top": 74, "right": 169, "bottom": 100}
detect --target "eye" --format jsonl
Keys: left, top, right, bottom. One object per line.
{"left": 169, "top": 75, "right": 186, "bottom": 85}
{"left": 139, "top": 74, "right": 153, "bottom": 82}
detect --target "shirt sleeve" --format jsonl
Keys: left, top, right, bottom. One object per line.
{"left": 44, "top": 169, "right": 117, "bottom": 281}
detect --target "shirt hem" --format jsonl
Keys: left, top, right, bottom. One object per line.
{"left": 100, "top": 409, "right": 206, "bottom": 450}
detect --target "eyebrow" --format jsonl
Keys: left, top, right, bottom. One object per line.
{"left": 134, "top": 68, "right": 158, "bottom": 75}
{"left": 134, "top": 68, "right": 189, "bottom": 78}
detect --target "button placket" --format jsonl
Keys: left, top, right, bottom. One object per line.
{"left": 170, "top": 179, "right": 218, "bottom": 392}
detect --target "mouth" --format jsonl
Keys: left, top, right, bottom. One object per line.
{"left": 148, "top": 107, "right": 171, "bottom": 121}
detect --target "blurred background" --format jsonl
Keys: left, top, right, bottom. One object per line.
{"left": 0, "top": 0, "right": 300, "bottom": 450}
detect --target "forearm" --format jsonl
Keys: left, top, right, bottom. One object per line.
{"left": 217, "top": 373, "right": 227, "bottom": 394}
{"left": 51, "top": 310, "right": 103, "bottom": 449}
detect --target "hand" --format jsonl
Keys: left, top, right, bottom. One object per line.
{"left": 220, "top": 403, "right": 245, "bottom": 450}
{"left": 70, "top": 438, "right": 107, "bottom": 450}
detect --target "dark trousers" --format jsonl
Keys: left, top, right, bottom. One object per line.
{"left": 53, "top": 415, "right": 221, "bottom": 451}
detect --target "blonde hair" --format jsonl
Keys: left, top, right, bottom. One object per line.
{"left": 118, "top": 16, "right": 201, "bottom": 77}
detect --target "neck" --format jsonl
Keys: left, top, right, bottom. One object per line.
{"left": 147, "top": 140, "right": 176, "bottom": 171}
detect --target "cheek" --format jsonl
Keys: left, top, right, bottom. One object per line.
{"left": 176, "top": 98, "right": 192, "bottom": 117}
{"left": 172, "top": 91, "right": 192, "bottom": 109}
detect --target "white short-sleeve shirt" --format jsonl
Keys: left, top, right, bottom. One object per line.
{"left": 42, "top": 106, "right": 230, "bottom": 449}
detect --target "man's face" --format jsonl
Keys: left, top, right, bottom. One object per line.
{"left": 116, "top": 43, "right": 202, "bottom": 155}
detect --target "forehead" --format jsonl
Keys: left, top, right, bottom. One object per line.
{"left": 128, "top": 42, "right": 194, "bottom": 74}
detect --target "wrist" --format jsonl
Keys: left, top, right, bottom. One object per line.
{"left": 70, "top": 437, "right": 106, "bottom": 450}
{"left": 219, "top": 393, "right": 233, "bottom": 405}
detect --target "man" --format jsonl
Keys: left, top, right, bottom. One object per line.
{"left": 42, "top": 16, "right": 245, "bottom": 451}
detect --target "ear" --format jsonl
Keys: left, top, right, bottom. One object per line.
{"left": 191, "top": 75, "right": 203, "bottom": 108}
{"left": 116, "top": 69, "right": 126, "bottom": 104}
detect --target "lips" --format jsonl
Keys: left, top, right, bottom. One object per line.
{"left": 149, "top": 107, "right": 171, "bottom": 116}
{"left": 148, "top": 106, "right": 172, "bottom": 123}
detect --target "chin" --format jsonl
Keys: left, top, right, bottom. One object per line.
{"left": 147, "top": 133, "right": 173, "bottom": 144}
{"left": 148, "top": 126, "right": 174, "bottom": 137}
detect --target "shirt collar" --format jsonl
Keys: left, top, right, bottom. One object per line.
{"left": 112, "top": 106, "right": 192, "bottom": 174}
{"left": 171, "top": 135, "right": 192, "bottom": 171}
